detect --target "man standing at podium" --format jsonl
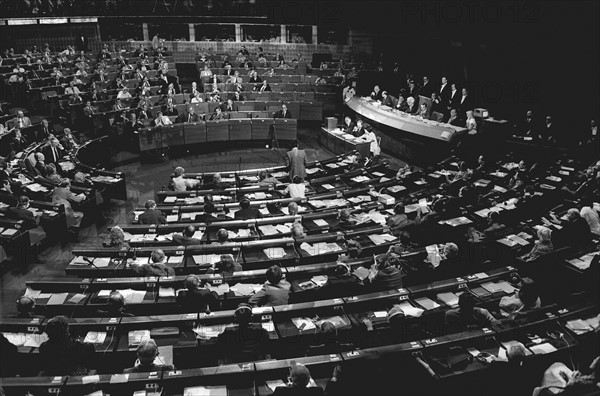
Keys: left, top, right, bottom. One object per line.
{"left": 286, "top": 141, "right": 307, "bottom": 181}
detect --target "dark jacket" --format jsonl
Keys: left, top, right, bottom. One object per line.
{"left": 172, "top": 234, "right": 202, "bottom": 246}
{"left": 176, "top": 288, "right": 220, "bottom": 312}
{"left": 138, "top": 209, "right": 167, "bottom": 225}
{"left": 248, "top": 280, "right": 291, "bottom": 306}
{"left": 39, "top": 338, "right": 95, "bottom": 376}
{"left": 132, "top": 262, "right": 175, "bottom": 277}
{"left": 371, "top": 267, "right": 403, "bottom": 290}
{"left": 234, "top": 207, "right": 262, "bottom": 220}
{"left": 7, "top": 207, "right": 37, "bottom": 230}
{"left": 217, "top": 323, "right": 269, "bottom": 363}
{"left": 123, "top": 363, "right": 174, "bottom": 373}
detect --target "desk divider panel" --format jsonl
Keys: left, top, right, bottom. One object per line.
{"left": 139, "top": 127, "right": 162, "bottom": 152}
{"left": 161, "top": 123, "right": 185, "bottom": 147}
{"left": 274, "top": 119, "right": 298, "bottom": 141}
{"left": 251, "top": 118, "right": 275, "bottom": 140}
{"left": 206, "top": 119, "right": 230, "bottom": 141}
{"left": 229, "top": 119, "right": 253, "bottom": 140}
{"left": 300, "top": 101, "right": 323, "bottom": 121}
{"left": 183, "top": 121, "right": 207, "bottom": 144}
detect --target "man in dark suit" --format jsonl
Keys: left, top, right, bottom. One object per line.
{"left": 248, "top": 71, "right": 262, "bottom": 84}
{"left": 381, "top": 91, "right": 396, "bottom": 107}
{"left": 286, "top": 142, "right": 307, "bottom": 181}
{"left": 421, "top": 76, "right": 433, "bottom": 98}
{"left": 75, "top": 34, "right": 88, "bottom": 52}
{"left": 541, "top": 115, "right": 557, "bottom": 144}
{"left": 274, "top": 104, "right": 292, "bottom": 118}
{"left": 0, "top": 180, "right": 18, "bottom": 206}
{"left": 446, "top": 109, "right": 464, "bottom": 126}
{"left": 448, "top": 83, "right": 460, "bottom": 112}
{"left": 124, "top": 113, "right": 144, "bottom": 136}
{"left": 220, "top": 99, "right": 235, "bottom": 113}
{"left": 37, "top": 118, "right": 53, "bottom": 140}
{"left": 42, "top": 138, "right": 65, "bottom": 165}
{"left": 209, "top": 107, "right": 226, "bottom": 121}
{"left": 439, "top": 76, "right": 451, "bottom": 106}
{"left": 11, "top": 129, "right": 28, "bottom": 153}
{"left": 137, "top": 104, "right": 153, "bottom": 121}
{"left": 458, "top": 88, "right": 473, "bottom": 113}
{"left": 7, "top": 196, "right": 37, "bottom": 230}
{"left": 518, "top": 110, "right": 538, "bottom": 138}
{"left": 172, "top": 225, "right": 203, "bottom": 246}
{"left": 255, "top": 80, "right": 271, "bottom": 92}
{"left": 176, "top": 106, "right": 201, "bottom": 124}
{"left": 138, "top": 200, "right": 166, "bottom": 225}
{"left": 342, "top": 116, "right": 355, "bottom": 134}
{"left": 163, "top": 98, "right": 179, "bottom": 117}
{"left": 232, "top": 91, "right": 244, "bottom": 102}
{"left": 234, "top": 198, "right": 262, "bottom": 220}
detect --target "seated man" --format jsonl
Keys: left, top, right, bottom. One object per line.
{"left": 217, "top": 303, "right": 269, "bottom": 363}
{"left": 284, "top": 176, "right": 306, "bottom": 198}
{"left": 257, "top": 170, "right": 281, "bottom": 187}
{"left": 97, "top": 291, "right": 133, "bottom": 317}
{"left": 176, "top": 275, "right": 220, "bottom": 313}
{"left": 234, "top": 198, "right": 262, "bottom": 220}
{"left": 499, "top": 277, "right": 541, "bottom": 318}
{"left": 8, "top": 196, "right": 38, "bottom": 230}
{"left": 248, "top": 265, "right": 291, "bottom": 307}
{"left": 172, "top": 225, "right": 202, "bottom": 246}
{"left": 138, "top": 200, "right": 166, "bottom": 225}
{"left": 131, "top": 249, "right": 175, "bottom": 277}
{"left": 272, "top": 362, "right": 340, "bottom": 395}
{"left": 123, "top": 339, "right": 175, "bottom": 373}
{"left": 368, "top": 253, "right": 403, "bottom": 291}
{"left": 445, "top": 292, "right": 499, "bottom": 332}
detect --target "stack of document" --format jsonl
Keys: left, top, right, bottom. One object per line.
{"left": 439, "top": 217, "right": 473, "bottom": 227}
{"left": 193, "top": 254, "right": 222, "bottom": 266}
{"left": 263, "top": 247, "right": 286, "bottom": 259}
{"left": 117, "top": 289, "right": 147, "bottom": 303}
{"left": 211, "top": 284, "right": 230, "bottom": 295}
{"left": 388, "top": 185, "right": 406, "bottom": 193}
{"left": 436, "top": 292, "right": 459, "bottom": 308}
{"left": 291, "top": 317, "right": 316, "bottom": 331}
{"left": 311, "top": 275, "right": 328, "bottom": 287}
{"left": 159, "top": 287, "right": 176, "bottom": 298}
{"left": 258, "top": 224, "right": 279, "bottom": 236}
{"left": 566, "top": 253, "right": 599, "bottom": 271}
{"left": 367, "top": 233, "right": 396, "bottom": 245}
{"left": 230, "top": 283, "right": 262, "bottom": 296}
{"left": 351, "top": 175, "right": 370, "bottom": 183}
{"left": 193, "top": 324, "right": 232, "bottom": 339}
{"left": 414, "top": 297, "right": 441, "bottom": 310}
{"left": 395, "top": 302, "right": 424, "bottom": 318}
{"left": 300, "top": 242, "right": 341, "bottom": 256}
{"left": 84, "top": 331, "right": 107, "bottom": 344}
{"left": 184, "top": 386, "right": 227, "bottom": 396}
{"left": 128, "top": 330, "right": 150, "bottom": 347}
{"left": 166, "top": 214, "right": 179, "bottom": 222}
{"left": 565, "top": 319, "right": 596, "bottom": 335}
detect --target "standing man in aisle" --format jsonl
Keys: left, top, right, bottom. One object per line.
{"left": 286, "top": 141, "right": 307, "bottom": 181}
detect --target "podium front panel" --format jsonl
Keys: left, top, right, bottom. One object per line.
{"left": 184, "top": 122, "right": 207, "bottom": 144}
{"left": 229, "top": 119, "right": 252, "bottom": 141}
{"left": 206, "top": 120, "right": 230, "bottom": 141}
{"left": 274, "top": 118, "right": 298, "bottom": 141}
{"left": 161, "top": 123, "right": 185, "bottom": 147}
{"left": 251, "top": 118, "right": 275, "bottom": 140}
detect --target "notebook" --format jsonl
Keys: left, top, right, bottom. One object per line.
{"left": 414, "top": 297, "right": 441, "bottom": 310}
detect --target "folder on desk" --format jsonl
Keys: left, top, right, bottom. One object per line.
{"left": 184, "top": 386, "right": 227, "bottom": 396}
{"left": 163, "top": 196, "right": 177, "bottom": 203}
{"left": 263, "top": 247, "right": 286, "bottom": 259}
{"left": 436, "top": 292, "right": 459, "bottom": 308}
{"left": 414, "top": 297, "right": 441, "bottom": 310}
{"left": 84, "top": 331, "right": 107, "bottom": 344}
{"left": 128, "top": 330, "right": 150, "bottom": 347}
{"left": 166, "top": 214, "right": 179, "bottom": 222}
{"left": 47, "top": 293, "right": 68, "bottom": 305}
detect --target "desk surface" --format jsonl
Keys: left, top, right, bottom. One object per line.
{"left": 346, "top": 97, "right": 467, "bottom": 142}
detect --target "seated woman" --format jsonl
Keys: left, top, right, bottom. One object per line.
{"left": 499, "top": 277, "right": 541, "bottom": 318}
{"left": 103, "top": 225, "right": 129, "bottom": 249}
{"left": 520, "top": 226, "right": 553, "bottom": 262}
{"left": 208, "top": 254, "right": 243, "bottom": 275}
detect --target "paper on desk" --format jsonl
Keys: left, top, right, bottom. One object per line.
{"left": 167, "top": 256, "right": 183, "bottom": 265}
{"left": 193, "top": 324, "right": 231, "bottom": 339}
{"left": 230, "top": 283, "right": 259, "bottom": 296}
{"left": 565, "top": 319, "right": 593, "bottom": 335}
{"left": 396, "top": 302, "right": 424, "bottom": 318}
{"left": 275, "top": 224, "right": 291, "bottom": 234}
{"left": 237, "top": 229, "right": 251, "bottom": 238}
{"left": 211, "top": 283, "right": 230, "bottom": 295}
{"left": 530, "top": 343, "right": 557, "bottom": 355}
{"left": 414, "top": 297, "right": 441, "bottom": 310}
{"left": 258, "top": 224, "right": 278, "bottom": 236}
{"left": 98, "top": 290, "right": 111, "bottom": 297}
{"left": 68, "top": 293, "right": 87, "bottom": 304}
{"left": 263, "top": 247, "right": 286, "bottom": 259}
{"left": 313, "top": 219, "right": 329, "bottom": 227}
{"left": 24, "top": 288, "right": 42, "bottom": 300}
{"left": 306, "top": 168, "right": 319, "bottom": 174}
{"left": 159, "top": 287, "right": 176, "bottom": 298}
{"left": 436, "top": 292, "right": 459, "bottom": 307}
{"left": 84, "top": 331, "right": 107, "bottom": 344}
{"left": 388, "top": 185, "right": 406, "bottom": 193}
{"left": 261, "top": 322, "right": 275, "bottom": 332}
{"left": 82, "top": 375, "right": 100, "bottom": 385}
{"left": 47, "top": 293, "right": 69, "bottom": 305}
{"left": 184, "top": 386, "right": 227, "bottom": 396}
{"left": 311, "top": 275, "right": 328, "bottom": 287}
{"left": 24, "top": 333, "right": 49, "bottom": 348}
{"left": 259, "top": 208, "right": 270, "bottom": 215}
{"left": 373, "top": 311, "right": 388, "bottom": 318}
{"left": 94, "top": 257, "right": 111, "bottom": 268}
{"left": 163, "top": 196, "right": 177, "bottom": 203}
{"left": 118, "top": 289, "right": 146, "bottom": 304}
{"left": 110, "top": 374, "right": 129, "bottom": 384}
{"left": 166, "top": 214, "right": 179, "bottom": 222}
{"left": 193, "top": 254, "right": 221, "bottom": 265}
{"left": 2, "top": 332, "right": 27, "bottom": 346}
{"left": 292, "top": 317, "right": 316, "bottom": 331}
{"left": 265, "top": 380, "right": 286, "bottom": 392}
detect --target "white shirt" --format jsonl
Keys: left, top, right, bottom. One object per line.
{"left": 285, "top": 183, "right": 306, "bottom": 198}
{"left": 440, "top": 83, "right": 447, "bottom": 93}
{"left": 581, "top": 206, "right": 600, "bottom": 235}
{"left": 172, "top": 176, "right": 199, "bottom": 192}
{"left": 359, "top": 131, "right": 378, "bottom": 153}
{"left": 155, "top": 116, "right": 172, "bottom": 126}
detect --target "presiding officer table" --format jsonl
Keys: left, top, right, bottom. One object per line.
{"left": 346, "top": 97, "right": 467, "bottom": 165}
